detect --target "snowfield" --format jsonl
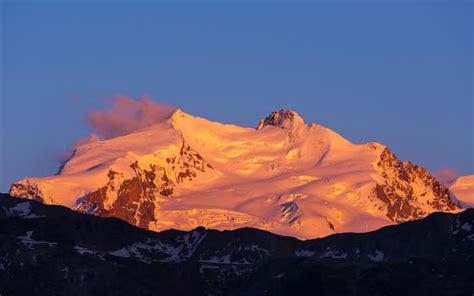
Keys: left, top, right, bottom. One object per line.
{"left": 449, "top": 175, "right": 474, "bottom": 208}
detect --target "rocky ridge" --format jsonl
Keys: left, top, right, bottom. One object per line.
{"left": 0, "top": 194, "right": 472, "bottom": 296}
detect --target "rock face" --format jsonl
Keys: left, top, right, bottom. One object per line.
{"left": 370, "top": 147, "right": 460, "bottom": 223}
{"left": 8, "top": 109, "right": 465, "bottom": 239}
{"left": 0, "top": 194, "right": 473, "bottom": 296}
{"left": 74, "top": 142, "right": 212, "bottom": 228}
{"left": 10, "top": 180, "right": 45, "bottom": 203}
{"left": 256, "top": 109, "right": 305, "bottom": 130}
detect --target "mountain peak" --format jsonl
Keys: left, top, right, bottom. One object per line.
{"left": 170, "top": 108, "right": 198, "bottom": 127}
{"left": 256, "top": 109, "right": 305, "bottom": 130}
{"left": 8, "top": 105, "right": 467, "bottom": 240}
{"left": 170, "top": 108, "right": 186, "bottom": 121}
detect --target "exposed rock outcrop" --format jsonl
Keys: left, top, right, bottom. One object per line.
{"left": 370, "top": 147, "right": 461, "bottom": 223}
{"left": 257, "top": 109, "right": 304, "bottom": 130}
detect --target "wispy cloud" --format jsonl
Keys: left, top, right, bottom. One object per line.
{"left": 435, "top": 167, "right": 458, "bottom": 184}
{"left": 86, "top": 95, "right": 177, "bottom": 140}
{"left": 58, "top": 95, "right": 176, "bottom": 171}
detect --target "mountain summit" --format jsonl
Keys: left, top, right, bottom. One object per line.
{"left": 256, "top": 109, "right": 304, "bottom": 130}
{"left": 9, "top": 108, "right": 466, "bottom": 239}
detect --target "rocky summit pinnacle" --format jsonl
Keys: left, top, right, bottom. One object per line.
{"left": 256, "top": 109, "right": 305, "bottom": 130}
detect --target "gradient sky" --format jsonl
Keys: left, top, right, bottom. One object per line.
{"left": 1, "top": 1, "right": 473, "bottom": 192}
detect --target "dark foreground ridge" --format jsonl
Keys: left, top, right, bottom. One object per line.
{"left": 0, "top": 193, "right": 473, "bottom": 296}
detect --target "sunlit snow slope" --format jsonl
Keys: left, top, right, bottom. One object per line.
{"left": 449, "top": 175, "right": 474, "bottom": 208}
{"left": 10, "top": 109, "right": 465, "bottom": 239}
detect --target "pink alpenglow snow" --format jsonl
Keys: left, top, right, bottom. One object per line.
{"left": 449, "top": 175, "right": 474, "bottom": 208}
{"left": 9, "top": 107, "right": 467, "bottom": 239}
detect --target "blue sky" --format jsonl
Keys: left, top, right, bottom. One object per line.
{"left": 1, "top": 1, "right": 473, "bottom": 191}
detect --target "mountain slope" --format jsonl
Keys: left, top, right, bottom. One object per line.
{"left": 0, "top": 194, "right": 473, "bottom": 296}
{"left": 449, "top": 174, "right": 474, "bottom": 207}
{"left": 9, "top": 109, "right": 463, "bottom": 239}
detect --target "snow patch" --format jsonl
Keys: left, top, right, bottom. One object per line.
{"left": 62, "top": 267, "right": 69, "bottom": 279}
{"left": 368, "top": 250, "right": 384, "bottom": 262}
{"left": 295, "top": 249, "right": 315, "bottom": 257}
{"left": 274, "top": 273, "right": 285, "bottom": 279}
{"left": 74, "top": 245, "right": 98, "bottom": 255}
{"left": 17, "top": 231, "right": 56, "bottom": 249}
{"left": 200, "top": 254, "right": 233, "bottom": 264}
{"left": 199, "top": 243, "right": 269, "bottom": 265}
{"left": 319, "top": 250, "right": 347, "bottom": 259}
{"left": 109, "top": 248, "right": 131, "bottom": 258}
{"left": 5, "top": 202, "right": 44, "bottom": 219}
{"left": 460, "top": 222, "right": 472, "bottom": 232}
{"left": 109, "top": 229, "right": 208, "bottom": 263}
{"left": 199, "top": 264, "right": 221, "bottom": 274}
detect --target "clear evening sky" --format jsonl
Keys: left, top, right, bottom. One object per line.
{"left": 1, "top": 1, "right": 473, "bottom": 192}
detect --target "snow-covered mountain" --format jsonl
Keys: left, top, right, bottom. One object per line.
{"left": 449, "top": 175, "right": 474, "bottom": 208}
{"left": 9, "top": 109, "right": 465, "bottom": 239}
